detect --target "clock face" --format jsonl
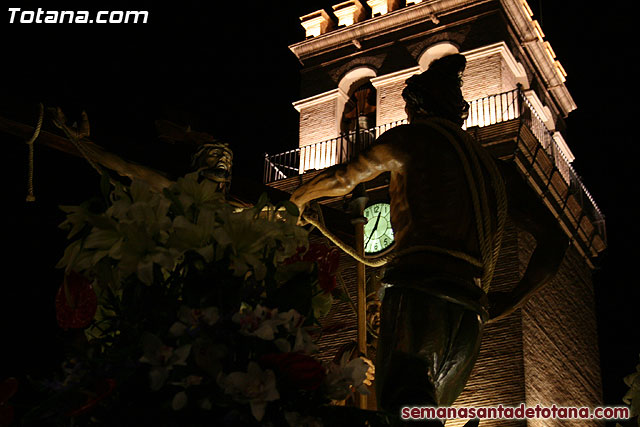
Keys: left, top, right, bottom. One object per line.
{"left": 363, "top": 202, "right": 395, "bottom": 255}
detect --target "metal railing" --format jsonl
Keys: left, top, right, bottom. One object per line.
{"left": 464, "top": 89, "right": 520, "bottom": 128}
{"left": 263, "top": 88, "right": 604, "bottom": 241}
{"left": 264, "top": 90, "right": 522, "bottom": 183}
{"left": 517, "top": 89, "right": 606, "bottom": 240}
{"left": 264, "top": 120, "right": 408, "bottom": 183}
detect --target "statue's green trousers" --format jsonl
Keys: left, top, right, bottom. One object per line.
{"left": 375, "top": 275, "right": 486, "bottom": 423}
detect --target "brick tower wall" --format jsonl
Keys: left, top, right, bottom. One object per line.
{"left": 298, "top": 95, "right": 338, "bottom": 146}
{"left": 520, "top": 233, "right": 604, "bottom": 427}
{"left": 447, "top": 221, "right": 526, "bottom": 427}
{"left": 376, "top": 77, "right": 410, "bottom": 126}
{"left": 463, "top": 52, "right": 515, "bottom": 101}
{"left": 298, "top": 50, "right": 520, "bottom": 150}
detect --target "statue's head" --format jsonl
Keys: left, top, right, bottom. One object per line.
{"left": 191, "top": 142, "right": 233, "bottom": 194}
{"left": 402, "top": 53, "right": 469, "bottom": 126}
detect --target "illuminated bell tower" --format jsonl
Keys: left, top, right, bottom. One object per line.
{"left": 264, "top": 1, "right": 607, "bottom": 425}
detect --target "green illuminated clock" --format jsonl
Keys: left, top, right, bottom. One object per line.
{"left": 363, "top": 202, "right": 395, "bottom": 255}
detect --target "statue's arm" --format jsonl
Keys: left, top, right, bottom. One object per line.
{"left": 489, "top": 161, "right": 569, "bottom": 321}
{"left": 290, "top": 140, "right": 405, "bottom": 215}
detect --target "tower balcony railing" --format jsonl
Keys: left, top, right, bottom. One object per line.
{"left": 264, "top": 89, "right": 521, "bottom": 183}
{"left": 263, "top": 88, "right": 605, "bottom": 242}
{"left": 516, "top": 89, "right": 606, "bottom": 244}
{"left": 263, "top": 120, "right": 408, "bottom": 183}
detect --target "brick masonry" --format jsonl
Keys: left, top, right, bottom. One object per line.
{"left": 376, "top": 78, "right": 409, "bottom": 125}
{"left": 443, "top": 223, "right": 603, "bottom": 426}
{"left": 463, "top": 53, "right": 507, "bottom": 101}
{"left": 520, "top": 232, "right": 603, "bottom": 427}
{"left": 439, "top": 221, "right": 524, "bottom": 427}
{"left": 299, "top": 52, "right": 520, "bottom": 146}
{"left": 299, "top": 96, "right": 338, "bottom": 146}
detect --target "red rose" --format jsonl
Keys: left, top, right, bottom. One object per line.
{"left": 0, "top": 377, "right": 18, "bottom": 427}
{"left": 324, "top": 247, "right": 340, "bottom": 275}
{"left": 55, "top": 271, "right": 98, "bottom": 329}
{"left": 282, "top": 244, "right": 340, "bottom": 293}
{"left": 0, "top": 405, "right": 13, "bottom": 427}
{"left": 318, "top": 271, "right": 337, "bottom": 294}
{"left": 318, "top": 248, "right": 340, "bottom": 293}
{"left": 302, "top": 243, "right": 327, "bottom": 263}
{"left": 260, "top": 352, "right": 326, "bottom": 391}
{"left": 282, "top": 246, "right": 306, "bottom": 265}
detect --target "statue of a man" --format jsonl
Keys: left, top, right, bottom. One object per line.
{"left": 191, "top": 142, "right": 234, "bottom": 195}
{"left": 290, "top": 54, "right": 568, "bottom": 421}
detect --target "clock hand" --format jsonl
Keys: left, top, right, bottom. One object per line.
{"left": 365, "top": 211, "right": 382, "bottom": 248}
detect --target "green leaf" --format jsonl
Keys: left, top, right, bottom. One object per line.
{"left": 100, "top": 170, "right": 112, "bottom": 203}
{"left": 332, "top": 287, "right": 353, "bottom": 305}
{"left": 58, "top": 205, "right": 90, "bottom": 239}
{"left": 254, "top": 192, "right": 269, "bottom": 213}
{"left": 163, "top": 187, "right": 186, "bottom": 217}
{"left": 94, "top": 257, "right": 118, "bottom": 290}
{"left": 130, "top": 179, "right": 152, "bottom": 203}
{"left": 85, "top": 228, "right": 121, "bottom": 250}
{"left": 56, "top": 239, "right": 82, "bottom": 270}
{"left": 281, "top": 200, "right": 300, "bottom": 218}
{"left": 312, "top": 293, "right": 333, "bottom": 319}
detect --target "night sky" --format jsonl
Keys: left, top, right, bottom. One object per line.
{"left": 1, "top": 0, "right": 638, "bottom": 419}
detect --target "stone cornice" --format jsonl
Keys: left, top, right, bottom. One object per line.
{"left": 289, "top": 0, "right": 479, "bottom": 61}
{"left": 552, "top": 132, "right": 575, "bottom": 163}
{"left": 292, "top": 0, "right": 576, "bottom": 117}
{"left": 370, "top": 65, "right": 420, "bottom": 87}
{"left": 292, "top": 89, "right": 340, "bottom": 112}
{"left": 499, "top": 0, "right": 576, "bottom": 116}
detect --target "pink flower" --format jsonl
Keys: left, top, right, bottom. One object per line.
{"left": 169, "top": 305, "right": 219, "bottom": 337}
{"left": 232, "top": 305, "right": 282, "bottom": 340}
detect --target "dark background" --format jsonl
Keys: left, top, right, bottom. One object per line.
{"left": 1, "top": 0, "right": 637, "bottom": 421}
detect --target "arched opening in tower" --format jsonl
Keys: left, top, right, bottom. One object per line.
{"left": 341, "top": 81, "right": 377, "bottom": 156}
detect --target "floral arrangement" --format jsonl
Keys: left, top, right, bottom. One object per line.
{"left": 621, "top": 355, "right": 640, "bottom": 427}
{"left": 14, "top": 174, "right": 384, "bottom": 426}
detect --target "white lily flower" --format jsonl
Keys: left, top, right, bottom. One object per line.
{"left": 323, "top": 356, "right": 374, "bottom": 400}
{"left": 293, "top": 327, "right": 319, "bottom": 354}
{"left": 169, "top": 306, "right": 219, "bottom": 337}
{"left": 172, "top": 391, "right": 188, "bottom": 410}
{"left": 174, "top": 173, "right": 225, "bottom": 212}
{"left": 219, "top": 362, "right": 279, "bottom": 421}
{"left": 277, "top": 309, "right": 304, "bottom": 334}
{"left": 139, "top": 333, "right": 191, "bottom": 391}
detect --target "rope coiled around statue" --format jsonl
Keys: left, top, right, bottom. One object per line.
{"left": 301, "top": 118, "right": 507, "bottom": 293}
